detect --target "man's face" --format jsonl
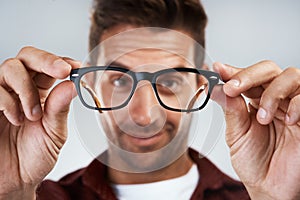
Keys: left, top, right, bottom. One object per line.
{"left": 93, "top": 26, "right": 199, "bottom": 171}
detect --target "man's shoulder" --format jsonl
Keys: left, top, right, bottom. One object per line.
{"left": 188, "top": 148, "right": 249, "bottom": 199}
{"left": 36, "top": 159, "right": 116, "bottom": 200}
{"left": 57, "top": 167, "right": 88, "bottom": 185}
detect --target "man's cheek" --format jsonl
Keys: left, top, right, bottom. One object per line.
{"left": 165, "top": 111, "right": 183, "bottom": 131}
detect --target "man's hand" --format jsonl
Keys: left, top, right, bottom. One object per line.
{"left": 213, "top": 61, "right": 300, "bottom": 200}
{"left": 0, "top": 47, "right": 79, "bottom": 199}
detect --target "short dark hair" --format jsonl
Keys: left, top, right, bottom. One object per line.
{"left": 89, "top": 0, "right": 208, "bottom": 66}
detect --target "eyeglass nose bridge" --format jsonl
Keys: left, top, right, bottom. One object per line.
{"left": 135, "top": 71, "right": 155, "bottom": 83}
{"left": 131, "top": 71, "right": 158, "bottom": 99}
{"left": 132, "top": 71, "right": 158, "bottom": 94}
{"left": 127, "top": 71, "right": 161, "bottom": 109}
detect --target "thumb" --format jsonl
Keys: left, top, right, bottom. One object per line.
{"left": 42, "top": 80, "right": 77, "bottom": 148}
{"left": 212, "top": 62, "right": 251, "bottom": 146}
{"left": 211, "top": 85, "right": 251, "bottom": 147}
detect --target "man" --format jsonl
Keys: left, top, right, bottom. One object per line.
{"left": 0, "top": 0, "right": 299, "bottom": 200}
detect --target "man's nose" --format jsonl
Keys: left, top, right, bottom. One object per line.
{"left": 128, "top": 81, "right": 160, "bottom": 126}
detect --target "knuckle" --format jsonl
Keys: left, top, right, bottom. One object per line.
{"left": 1, "top": 63, "right": 33, "bottom": 96}
{"left": 0, "top": 58, "right": 23, "bottom": 77}
{"left": 1, "top": 58, "right": 21, "bottom": 69}
{"left": 260, "top": 60, "right": 281, "bottom": 72}
{"left": 284, "top": 67, "right": 297, "bottom": 73}
{"left": 17, "top": 46, "right": 35, "bottom": 57}
{"left": 284, "top": 67, "right": 300, "bottom": 84}
{"left": 261, "top": 60, "right": 276, "bottom": 67}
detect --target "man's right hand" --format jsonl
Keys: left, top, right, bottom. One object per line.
{"left": 0, "top": 47, "right": 79, "bottom": 199}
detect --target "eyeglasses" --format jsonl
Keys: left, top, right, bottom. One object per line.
{"left": 70, "top": 66, "right": 221, "bottom": 113}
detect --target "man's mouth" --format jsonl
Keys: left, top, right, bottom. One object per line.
{"left": 115, "top": 122, "right": 175, "bottom": 149}
{"left": 123, "top": 131, "right": 165, "bottom": 147}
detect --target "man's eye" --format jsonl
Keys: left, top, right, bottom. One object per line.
{"left": 160, "top": 79, "right": 180, "bottom": 89}
{"left": 110, "top": 75, "right": 133, "bottom": 91}
{"left": 157, "top": 76, "right": 183, "bottom": 94}
{"left": 112, "top": 77, "right": 128, "bottom": 87}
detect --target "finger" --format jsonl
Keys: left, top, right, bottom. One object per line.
{"left": 42, "top": 80, "right": 77, "bottom": 148}
{"left": 62, "top": 57, "right": 82, "bottom": 69}
{"left": 257, "top": 67, "right": 300, "bottom": 125}
{"left": 16, "top": 46, "right": 72, "bottom": 79}
{"left": 211, "top": 85, "right": 251, "bottom": 147}
{"left": 213, "top": 62, "right": 267, "bottom": 99}
{"left": 213, "top": 62, "right": 241, "bottom": 82}
{"left": 216, "top": 61, "right": 282, "bottom": 98}
{"left": 32, "top": 57, "right": 82, "bottom": 92}
{"left": 285, "top": 94, "right": 300, "bottom": 125}
{"left": 249, "top": 100, "right": 287, "bottom": 122}
{"left": 0, "top": 85, "right": 24, "bottom": 126}
{"left": 0, "top": 58, "right": 42, "bottom": 121}
{"left": 251, "top": 96, "right": 290, "bottom": 112}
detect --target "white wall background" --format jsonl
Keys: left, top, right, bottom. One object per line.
{"left": 1, "top": 0, "right": 299, "bottom": 181}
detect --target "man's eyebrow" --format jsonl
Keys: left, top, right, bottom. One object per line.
{"left": 173, "top": 65, "right": 188, "bottom": 68}
{"left": 106, "top": 61, "right": 130, "bottom": 69}
{"left": 105, "top": 61, "right": 190, "bottom": 70}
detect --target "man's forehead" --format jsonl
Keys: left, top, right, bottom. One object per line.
{"left": 95, "top": 27, "right": 196, "bottom": 66}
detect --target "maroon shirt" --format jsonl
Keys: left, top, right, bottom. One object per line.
{"left": 36, "top": 149, "right": 250, "bottom": 200}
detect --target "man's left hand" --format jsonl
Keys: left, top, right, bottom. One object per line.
{"left": 213, "top": 61, "right": 300, "bottom": 200}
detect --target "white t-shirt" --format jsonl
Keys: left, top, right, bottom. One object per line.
{"left": 111, "top": 164, "right": 199, "bottom": 200}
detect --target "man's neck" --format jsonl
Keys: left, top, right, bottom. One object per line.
{"left": 108, "top": 151, "right": 194, "bottom": 184}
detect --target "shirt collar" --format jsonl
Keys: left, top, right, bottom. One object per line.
{"left": 81, "top": 148, "right": 232, "bottom": 200}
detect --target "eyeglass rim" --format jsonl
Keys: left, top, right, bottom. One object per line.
{"left": 70, "top": 66, "right": 221, "bottom": 112}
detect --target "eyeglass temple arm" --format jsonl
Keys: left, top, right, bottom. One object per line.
{"left": 80, "top": 80, "right": 103, "bottom": 113}
{"left": 186, "top": 83, "right": 208, "bottom": 112}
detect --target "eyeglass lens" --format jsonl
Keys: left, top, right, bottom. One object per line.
{"left": 79, "top": 69, "right": 209, "bottom": 111}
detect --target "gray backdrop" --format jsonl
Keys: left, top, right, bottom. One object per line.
{"left": 1, "top": 0, "right": 299, "bottom": 180}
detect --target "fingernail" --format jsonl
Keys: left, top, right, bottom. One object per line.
{"left": 258, "top": 108, "right": 267, "bottom": 119}
{"left": 227, "top": 79, "right": 240, "bottom": 87}
{"left": 53, "top": 59, "right": 71, "bottom": 69}
{"left": 32, "top": 104, "right": 42, "bottom": 117}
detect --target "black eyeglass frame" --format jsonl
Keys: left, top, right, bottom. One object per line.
{"left": 70, "top": 66, "right": 221, "bottom": 112}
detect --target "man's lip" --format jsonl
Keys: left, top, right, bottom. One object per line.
{"left": 124, "top": 132, "right": 164, "bottom": 146}
{"left": 127, "top": 132, "right": 162, "bottom": 139}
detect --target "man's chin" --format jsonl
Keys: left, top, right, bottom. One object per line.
{"left": 106, "top": 133, "right": 188, "bottom": 173}
{"left": 108, "top": 145, "right": 179, "bottom": 173}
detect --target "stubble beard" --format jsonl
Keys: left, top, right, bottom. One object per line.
{"left": 101, "top": 114, "right": 193, "bottom": 173}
